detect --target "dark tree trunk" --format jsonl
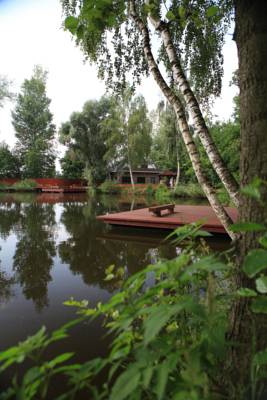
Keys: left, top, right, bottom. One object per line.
{"left": 228, "top": 2, "right": 267, "bottom": 398}
{"left": 236, "top": 0, "right": 267, "bottom": 263}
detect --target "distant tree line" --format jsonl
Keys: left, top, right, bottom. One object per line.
{"left": 0, "top": 67, "right": 240, "bottom": 188}
{"left": 59, "top": 89, "right": 240, "bottom": 188}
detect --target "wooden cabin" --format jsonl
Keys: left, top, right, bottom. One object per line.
{"left": 110, "top": 168, "right": 177, "bottom": 186}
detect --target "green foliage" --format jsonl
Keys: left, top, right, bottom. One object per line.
{"left": 150, "top": 101, "right": 240, "bottom": 186}
{"left": 216, "top": 188, "right": 231, "bottom": 205}
{"left": 59, "top": 97, "right": 111, "bottom": 184}
{"left": 0, "top": 319, "right": 85, "bottom": 400}
{"left": 2, "top": 220, "right": 267, "bottom": 398}
{"left": 12, "top": 66, "right": 56, "bottom": 178}
{"left": 155, "top": 183, "right": 172, "bottom": 203}
{"left": 173, "top": 183, "right": 205, "bottom": 199}
{"left": 12, "top": 179, "right": 37, "bottom": 190}
{"left": 150, "top": 103, "right": 180, "bottom": 171}
{"left": 145, "top": 183, "right": 155, "bottom": 197}
{"left": 0, "top": 224, "right": 230, "bottom": 399}
{"left": 0, "top": 142, "right": 20, "bottom": 178}
{"left": 98, "top": 180, "right": 121, "bottom": 194}
{"left": 60, "top": 151, "right": 84, "bottom": 179}
{"left": 61, "top": 0, "right": 233, "bottom": 102}
{"left": 102, "top": 89, "right": 152, "bottom": 175}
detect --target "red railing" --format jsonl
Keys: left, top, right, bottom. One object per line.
{"left": 0, "top": 178, "right": 87, "bottom": 187}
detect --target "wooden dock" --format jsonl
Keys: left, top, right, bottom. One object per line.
{"left": 97, "top": 205, "right": 238, "bottom": 234}
{"left": 41, "top": 186, "right": 87, "bottom": 193}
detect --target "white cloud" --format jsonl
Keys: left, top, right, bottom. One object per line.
{"left": 0, "top": 0, "right": 238, "bottom": 156}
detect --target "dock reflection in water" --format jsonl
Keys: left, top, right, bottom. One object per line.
{"left": 0, "top": 192, "right": 231, "bottom": 392}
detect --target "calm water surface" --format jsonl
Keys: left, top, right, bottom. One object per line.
{"left": 0, "top": 192, "right": 230, "bottom": 393}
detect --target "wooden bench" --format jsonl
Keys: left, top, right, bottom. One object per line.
{"left": 149, "top": 204, "right": 175, "bottom": 217}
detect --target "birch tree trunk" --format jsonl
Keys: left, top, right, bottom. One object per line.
{"left": 175, "top": 136, "right": 180, "bottom": 187}
{"left": 126, "top": 129, "right": 135, "bottom": 190}
{"left": 129, "top": 0, "right": 236, "bottom": 240}
{"left": 146, "top": 6, "right": 240, "bottom": 208}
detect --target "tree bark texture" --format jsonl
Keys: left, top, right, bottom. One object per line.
{"left": 227, "top": 2, "right": 267, "bottom": 397}
{"left": 147, "top": 8, "right": 240, "bottom": 208}
{"left": 129, "top": 0, "right": 236, "bottom": 240}
{"left": 236, "top": 0, "right": 267, "bottom": 263}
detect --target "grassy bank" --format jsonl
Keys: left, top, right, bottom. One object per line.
{"left": 97, "top": 181, "right": 233, "bottom": 206}
{"left": 0, "top": 179, "right": 38, "bottom": 192}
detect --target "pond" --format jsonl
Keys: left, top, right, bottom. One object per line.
{"left": 0, "top": 192, "right": 230, "bottom": 393}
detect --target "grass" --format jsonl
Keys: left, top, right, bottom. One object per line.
{"left": 172, "top": 183, "right": 205, "bottom": 199}
{"left": 0, "top": 179, "right": 37, "bottom": 192}
{"left": 97, "top": 181, "right": 234, "bottom": 207}
{"left": 13, "top": 179, "right": 37, "bottom": 190}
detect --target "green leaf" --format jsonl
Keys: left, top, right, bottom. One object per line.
{"left": 241, "top": 179, "right": 262, "bottom": 201}
{"left": 166, "top": 11, "right": 175, "bottom": 21}
{"left": 256, "top": 277, "right": 267, "bottom": 294}
{"left": 144, "top": 305, "right": 171, "bottom": 345}
{"left": 206, "top": 5, "right": 219, "bottom": 17}
{"left": 110, "top": 365, "right": 141, "bottom": 400}
{"left": 144, "top": 300, "right": 204, "bottom": 345}
{"left": 105, "top": 264, "right": 115, "bottom": 275}
{"left": 253, "top": 348, "right": 267, "bottom": 366}
{"left": 156, "top": 362, "right": 169, "bottom": 400}
{"left": 251, "top": 297, "right": 267, "bottom": 314}
{"left": 178, "top": 6, "right": 186, "bottom": 20}
{"left": 230, "top": 222, "right": 266, "bottom": 232}
{"left": 237, "top": 288, "right": 257, "bottom": 297}
{"left": 180, "top": 256, "right": 227, "bottom": 281}
{"left": 105, "top": 273, "right": 115, "bottom": 281}
{"left": 47, "top": 352, "right": 74, "bottom": 368}
{"left": 243, "top": 249, "right": 267, "bottom": 277}
{"left": 64, "top": 16, "right": 79, "bottom": 34}
{"left": 143, "top": 366, "right": 153, "bottom": 389}
{"left": 259, "top": 234, "right": 267, "bottom": 248}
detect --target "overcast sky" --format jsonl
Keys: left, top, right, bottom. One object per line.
{"left": 0, "top": 0, "right": 238, "bottom": 154}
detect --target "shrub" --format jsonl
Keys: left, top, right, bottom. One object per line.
{"left": 12, "top": 179, "right": 37, "bottom": 190}
{"left": 145, "top": 184, "right": 155, "bottom": 197}
{"left": 155, "top": 183, "right": 172, "bottom": 203}
{"left": 98, "top": 180, "right": 121, "bottom": 194}
{"left": 173, "top": 183, "right": 205, "bottom": 199}
{"left": 0, "top": 183, "right": 8, "bottom": 190}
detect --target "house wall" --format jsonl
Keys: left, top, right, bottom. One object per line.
{"left": 118, "top": 173, "right": 160, "bottom": 185}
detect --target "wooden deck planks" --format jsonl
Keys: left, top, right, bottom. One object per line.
{"left": 97, "top": 205, "right": 238, "bottom": 234}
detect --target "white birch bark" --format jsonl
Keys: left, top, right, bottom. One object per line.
{"left": 146, "top": 5, "right": 240, "bottom": 208}
{"left": 129, "top": 0, "right": 236, "bottom": 240}
{"left": 175, "top": 136, "right": 180, "bottom": 187}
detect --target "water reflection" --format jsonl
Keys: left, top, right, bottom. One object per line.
{"left": 0, "top": 264, "right": 14, "bottom": 305}
{"left": 0, "top": 192, "right": 229, "bottom": 365}
{"left": 0, "top": 201, "right": 21, "bottom": 239}
{"left": 58, "top": 199, "right": 166, "bottom": 291}
{"left": 13, "top": 203, "right": 56, "bottom": 311}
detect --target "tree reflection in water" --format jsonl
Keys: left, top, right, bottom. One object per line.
{"left": 13, "top": 203, "right": 56, "bottom": 311}
{"left": 58, "top": 198, "right": 177, "bottom": 292}
{"left": 0, "top": 267, "right": 15, "bottom": 305}
{"left": 0, "top": 199, "right": 21, "bottom": 304}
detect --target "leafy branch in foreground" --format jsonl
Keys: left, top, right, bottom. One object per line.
{"left": 1, "top": 223, "right": 267, "bottom": 399}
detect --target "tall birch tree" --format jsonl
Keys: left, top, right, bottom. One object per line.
{"left": 102, "top": 90, "right": 152, "bottom": 189}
